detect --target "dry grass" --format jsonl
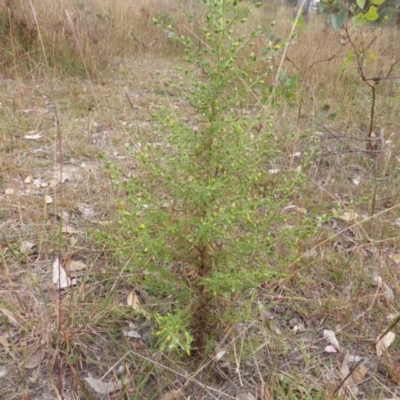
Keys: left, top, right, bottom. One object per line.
{"left": 1, "top": 0, "right": 206, "bottom": 72}
{"left": 1, "top": 0, "right": 400, "bottom": 399}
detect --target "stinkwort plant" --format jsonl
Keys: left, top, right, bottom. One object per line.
{"left": 105, "top": 0, "right": 317, "bottom": 356}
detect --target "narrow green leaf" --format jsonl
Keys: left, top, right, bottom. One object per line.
{"left": 371, "top": 0, "right": 385, "bottom": 5}
{"left": 356, "top": 0, "right": 366, "bottom": 9}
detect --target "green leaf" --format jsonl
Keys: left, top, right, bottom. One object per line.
{"left": 365, "top": 5, "right": 379, "bottom": 21}
{"left": 331, "top": 9, "right": 346, "bottom": 31}
{"left": 318, "top": 2, "right": 327, "bottom": 12}
{"left": 356, "top": 0, "right": 366, "bottom": 9}
{"left": 371, "top": 0, "right": 385, "bottom": 5}
{"left": 352, "top": 12, "right": 366, "bottom": 25}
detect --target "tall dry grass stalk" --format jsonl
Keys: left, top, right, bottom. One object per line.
{"left": 1, "top": 0, "right": 399, "bottom": 130}
{"left": 1, "top": 0, "right": 205, "bottom": 72}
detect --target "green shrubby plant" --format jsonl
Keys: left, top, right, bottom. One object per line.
{"left": 103, "top": 0, "right": 318, "bottom": 356}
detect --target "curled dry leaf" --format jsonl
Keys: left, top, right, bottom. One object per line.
{"left": 372, "top": 275, "right": 383, "bottom": 287}
{"left": 376, "top": 331, "right": 396, "bottom": 357}
{"left": 52, "top": 258, "right": 76, "bottom": 289}
{"left": 127, "top": 291, "right": 141, "bottom": 310}
{"left": 24, "top": 348, "right": 46, "bottom": 369}
{"left": 24, "top": 133, "right": 42, "bottom": 140}
{"left": 214, "top": 348, "right": 227, "bottom": 362}
{"left": 84, "top": 376, "right": 123, "bottom": 394}
{"left": 323, "top": 329, "right": 341, "bottom": 351}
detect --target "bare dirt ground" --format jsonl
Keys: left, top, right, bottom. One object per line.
{"left": 1, "top": 55, "right": 400, "bottom": 399}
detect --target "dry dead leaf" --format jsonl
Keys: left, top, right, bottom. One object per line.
{"left": 127, "top": 291, "right": 141, "bottom": 310}
{"left": 372, "top": 274, "right": 383, "bottom": 287}
{"left": 24, "top": 348, "right": 46, "bottom": 369}
{"left": 0, "top": 367, "right": 8, "bottom": 379}
{"left": 388, "top": 363, "right": 400, "bottom": 385}
{"left": 214, "top": 348, "right": 227, "bottom": 362}
{"left": 61, "top": 226, "right": 83, "bottom": 234}
{"left": 283, "top": 204, "right": 307, "bottom": 213}
{"left": 340, "top": 211, "right": 358, "bottom": 222}
{"left": 352, "top": 363, "right": 368, "bottom": 384}
{"left": 76, "top": 203, "right": 95, "bottom": 221}
{"left": 123, "top": 330, "right": 141, "bottom": 339}
{"left": 52, "top": 258, "right": 76, "bottom": 289}
{"left": 64, "top": 260, "right": 87, "bottom": 277}
{"left": 67, "top": 260, "right": 87, "bottom": 271}
{"left": 123, "top": 323, "right": 141, "bottom": 339}
{"left": 325, "top": 345, "right": 338, "bottom": 353}
{"left": 384, "top": 285, "right": 395, "bottom": 303}
{"left": 5, "top": 188, "right": 15, "bottom": 195}
{"left": 84, "top": 376, "right": 123, "bottom": 394}
{"left": 376, "top": 331, "right": 395, "bottom": 357}
{"left": 323, "top": 329, "right": 341, "bottom": 351}
{"left": 24, "top": 133, "right": 42, "bottom": 140}
{"left": 341, "top": 354, "right": 360, "bottom": 395}
{"left": 24, "top": 176, "right": 32, "bottom": 184}
{"left": 19, "top": 241, "right": 36, "bottom": 255}
{"left": 45, "top": 195, "right": 53, "bottom": 204}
